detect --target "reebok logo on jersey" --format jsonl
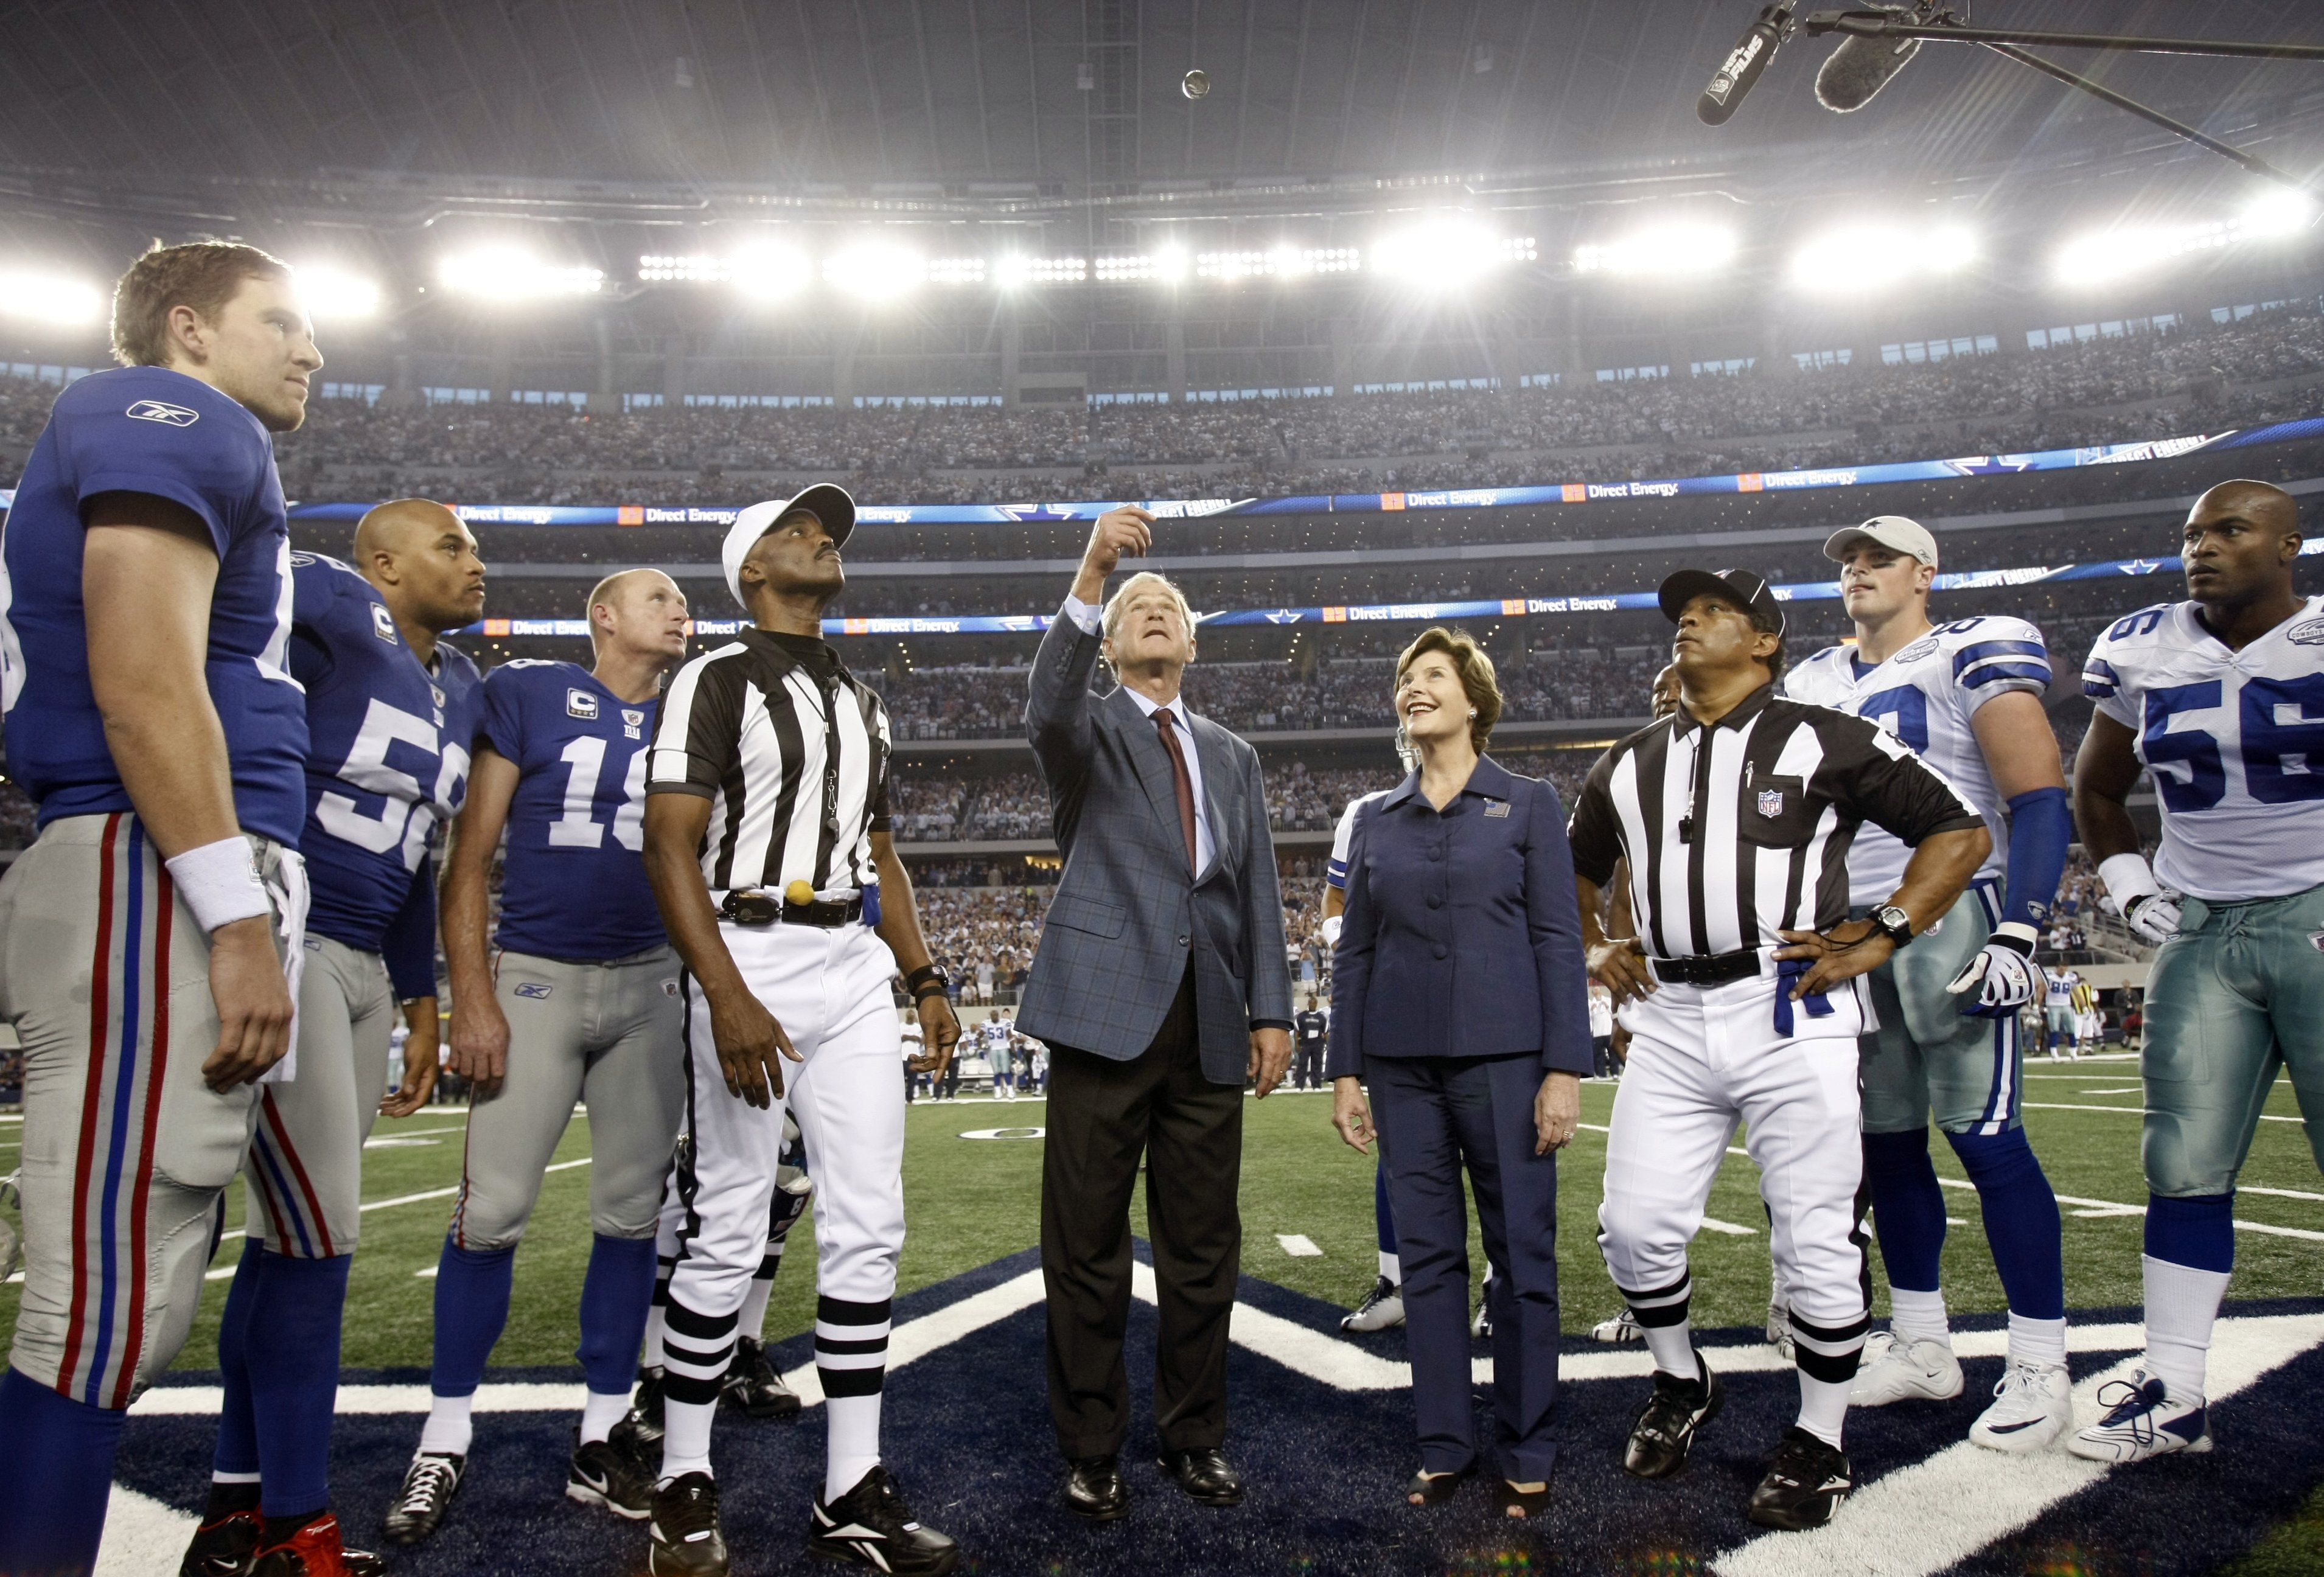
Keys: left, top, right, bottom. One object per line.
{"left": 514, "top": 981, "right": 554, "bottom": 1000}
{"left": 124, "top": 399, "right": 199, "bottom": 426}
{"left": 567, "top": 689, "right": 599, "bottom": 720}
{"left": 2286, "top": 618, "right": 2324, "bottom": 646}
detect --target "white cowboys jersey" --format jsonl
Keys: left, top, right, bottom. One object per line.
{"left": 1326, "top": 787, "right": 1397, "bottom": 891}
{"left": 1782, "top": 615, "right": 2051, "bottom": 905}
{"left": 2082, "top": 596, "right": 2324, "bottom": 903}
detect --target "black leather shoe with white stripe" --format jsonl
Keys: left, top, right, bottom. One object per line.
{"left": 380, "top": 1453, "right": 464, "bottom": 1545}
{"left": 1622, "top": 1361, "right": 1723, "bottom": 1480}
{"left": 722, "top": 1335, "right": 801, "bottom": 1418}
{"left": 567, "top": 1429, "right": 653, "bottom": 1519}
{"left": 808, "top": 1464, "right": 960, "bottom": 1575}
{"left": 1746, "top": 1426, "right": 1854, "bottom": 1530}
{"left": 647, "top": 1472, "right": 728, "bottom": 1576}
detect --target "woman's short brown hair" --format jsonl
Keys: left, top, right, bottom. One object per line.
{"left": 110, "top": 241, "right": 292, "bottom": 369}
{"left": 1394, "top": 626, "right": 1502, "bottom": 753}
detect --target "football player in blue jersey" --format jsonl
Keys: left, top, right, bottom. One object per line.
{"left": 0, "top": 243, "right": 319, "bottom": 1577}
{"left": 381, "top": 567, "right": 695, "bottom": 1543}
{"left": 1781, "top": 516, "right": 2076, "bottom": 1450}
{"left": 188, "top": 498, "right": 486, "bottom": 1577}
{"left": 2071, "top": 480, "right": 2324, "bottom": 1461}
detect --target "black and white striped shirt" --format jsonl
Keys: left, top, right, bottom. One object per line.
{"left": 1566, "top": 684, "right": 1982, "bottom": 958}
{"left": 647, "top": 628, "right": 893, "bottom": 894}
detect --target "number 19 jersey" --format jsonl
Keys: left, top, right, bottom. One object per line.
{"left": 481, "top": 660, "right": 666, "bottom": 960}
{"left": 2082, "top": 596, "right": 2324, "bottom": 903}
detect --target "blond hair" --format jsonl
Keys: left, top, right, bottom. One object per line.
{"left": 1395, "top": 626, "right": 1502, "bottom": 753}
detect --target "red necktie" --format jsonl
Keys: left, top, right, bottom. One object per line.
{"left": 1154, "top": 708, "right": 1199, "bottom": 876}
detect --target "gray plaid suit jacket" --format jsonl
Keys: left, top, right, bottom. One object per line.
{"left": 1017, "top": 602, "right": 1293, "bottom": 1085}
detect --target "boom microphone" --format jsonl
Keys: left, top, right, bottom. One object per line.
{"left": 1815, "top": 8, "right": 1926, "bottom": 112}
{"left": 1698, "top": 4, "right": 1795, "bottom": 126}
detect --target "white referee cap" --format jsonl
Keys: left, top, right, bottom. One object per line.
{"left": 1824, "top": 515, "right": 1938, "bottom": 566}
{"left": 721, "top": 484, "right": 857, "bottom": 611}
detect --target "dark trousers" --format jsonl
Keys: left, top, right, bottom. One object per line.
{"left": 1369, "top": 1052, "right": 1564, "bottom": 1483}
{"left": 1041, "top": 970, "right": 1243, "bottom": 1460}
{"left": 1294, "top": 1042, "right": 1324, "bottom": 1090}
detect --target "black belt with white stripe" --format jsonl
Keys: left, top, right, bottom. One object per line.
{"left": 1649, "top": 950, "right": 1762, "bottom": 987}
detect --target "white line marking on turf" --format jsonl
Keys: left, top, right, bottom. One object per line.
{"left": 1276, "top": 1234, "right": 1324, "bottom": 1257}
{"left": 1699, "top": 1217, "right": 1757, "bottom": 1236}
{"left": 1710, "top": 1312, "right": 2324, "bottom": 1577}
{"left": 202, "top": 1158, "right": 595, "bottom": 1277}
{"left": 2025, "top": 1100, "right": 2301, "bottom": 1123}
{"left": 1933, "top": 1176, "right": 2324, "bottom": 1241}
{"left": 96, "top": 1483, "right": 197, "bottom": 1575}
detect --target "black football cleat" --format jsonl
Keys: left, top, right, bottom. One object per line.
{"left": 808, "top": 1464, "right": 961, "bottom": 1575}
{"left": 380, "top": 1453, "right": 464, "bottom": 1545}
{"left": 248, "top": 1512, "right": 386, "bottom": 1576}
{"left": 647, "top": 1471, "right": 730, "bottom": 1576}
{"left": 179, "top": 1502, "right": 262, "bottom": 1577}
{"left": 1622, "top": 1359, "right": 1723, "bottom": 1479}
{"left": 1747, "top": 1426, "right": 1854, "bottom": 1530}
{"left": 629, "top": 1365, "right": 668, "bottom": 1449}
{"left": 722, "top": 1335, "right": 801, "bottom": 1418}
{"left": 567, "top": 1427, "right": 654, "bottom": 1519}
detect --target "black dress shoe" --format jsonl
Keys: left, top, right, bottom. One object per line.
{"left": 1063, "top": 1456, "right": 1129, "bottom": 1521}
{"left": 1157, "top": 1447, "right": 1244, "bottom": 1506}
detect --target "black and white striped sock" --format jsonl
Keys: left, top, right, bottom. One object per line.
{"left": 1790, "top": 1307, "right": 1871, "bottom": 1447}
{"left": 815, "top": 1295, "right": 891, "bottom": 1501}
{"left": 658, "top": 1297, "right": 739, "bottom": 1481}
{"left": 1621, "top": 1271, "right": 1701, "bottom": 1382}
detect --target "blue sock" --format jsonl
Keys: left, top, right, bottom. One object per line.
{"left": 429, "top": 1239, "right": 517, "bottom": 1398}
{"left": 1947, "top": 1126, "right": 2065, "bottom": 1319}
{"left": 576, "top": 1234, "right": 658, "bottom": 1396}
{"left": 211, "top": 1241, "right": 265, "bottom": 1477}
{"left": 1373, "top": 1163, "right": 1397, "bottom": 1258}
{"left": 0, "top": 1366, "right": 127, "bottom": 1576}
{"left": 1862, "top": 1128, "right": 1947, "bottom": 1293}
{"left": 248, "top": 1252, "right": 352, "bottom": 1521}
{"left": 2146, "top": 1192, "right": 2235, "bottom": 1273}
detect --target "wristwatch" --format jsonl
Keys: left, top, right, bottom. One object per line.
{"left": 1870, "top": 904, "right": 1915, "bottom": 950}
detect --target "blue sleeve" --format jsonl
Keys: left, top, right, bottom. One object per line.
{"left": 57, "top": 388, "right": 258, "bottom": 556}
{"left": 382, "top": 855, "right": 441, "bottom": 1000}
{"left": 480, "top": 668, "right": 526, "bottom": 761}
{"left": 1524, "top": 781, "right": 1596, "bottom": 1076}
{"left": 287, "top": 561, "right": 338, "bottom": 689}
{"left": 1325, "top": 806, "right": 1378, "bottom": 1080}
{"left": 2002, "top": 785, "right": 2073, "bottom": 932}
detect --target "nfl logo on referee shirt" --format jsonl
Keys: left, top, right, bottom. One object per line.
{"left": 567, "top": 688, "right": 598, "bottom": 720}
{"left": 1757, "top": 788, "right": 1785, "bottom": 818}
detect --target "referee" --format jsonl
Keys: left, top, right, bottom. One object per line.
{"left": 640, "top": 487, "right": 963, "bottom": 1577}
{"left": 1566, "top": 568, "right": 1989, "bottom": 1532}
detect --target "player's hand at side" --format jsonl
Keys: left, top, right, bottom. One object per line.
{"left": 202, "top": 914, "right": 296, "bottom": 1090}
{"left": 911, "top": 994, "right": 961, "bottom": 1076}
{"left": 447, "top": 986, "right": 512, "bottom": 1098}
{"left": 1946, "top": 922, "right": 2040, "bottom": 1018}
{"left": 1534, "top": 1070, "right": 1580, "bottom": 1156}
{"left": 380, "top": 997, "right": 442, "bottom": 1118}
{"left": 1331, "top": 1075, "right": 1374, "bottom": 1154}
{"left": 1587, "top": 934, "right": 1656, "bottom": 1004}
{"left": 1774, "top": 918, "right": 1894, "bottom": 1000}
{"left": 2121, "top": 890, "right": 2183, "bottom": 945}
{"left": 708, "top": 983, "right": 798, "bottom": 1108}
{"left": 1249, "top": 1025, "right": 1293, "bottom": 1098}
{"left": 1080, "top": 505, "right": 1156, "bottom": 579}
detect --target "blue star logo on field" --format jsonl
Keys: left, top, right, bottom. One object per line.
{"left": 1265, "top": 609, "right": 1303, "bottom": 625}
{"left": 124, "top": 399, "right": 199, "bottom": 426}
{"left": 997, "top": 504, "right": 1076, "bottom": 522}
{"left": 1951, "top": 454, "right": 2034, "bottom": 476}
{"left": 1757, "top": 788, "right": 1785, "bottom": 818}
{"left": 2123, "top": 558, "right": 2161, "bottom": 576}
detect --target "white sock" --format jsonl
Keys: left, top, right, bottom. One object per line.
{"left": 643, "top": 1304, "right": 667, "bottom": 1370}
{"left": 1796, "top": 1370, "right": 1850, "bottom": 1448}
{"left": 1887, "top": 1286, "right": 1951, "bottom": 1347}
{"left": 660, "top": 1398, "right": 716, "bottom": 1485}
{"left": 419, "top": 1393, "right": 475, "bottom": 1458}
{"left": 2007, "top": 1311, "right": 2069, "bottom": 1371}
{"left": 1379, "top": 1250, "right": 1400, "bottom": 1284}
{"left": 579, "top": 1390, "right": 630, "bottom": 1446}
{"left": 1641, "top": 1318, "right": 1698, "bottom": 1382}
{"left": 2142, "top": 1253, "right": 2230, "bottom": 1404}
{"left": 211, "top": 1471, "right": 261, "bottom": 1486}
{"left": 826, "top": 1394, "right": 883, "bottom": 1503}
{"left": 740, "top": 1261, "right": 778, "bottom": 1339}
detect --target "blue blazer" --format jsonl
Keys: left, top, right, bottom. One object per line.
{"left": 1327, "top": 755, "right": 1593, "bottom": 1079}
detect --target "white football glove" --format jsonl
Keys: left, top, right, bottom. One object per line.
{"left": 2121, "top": 891, "right": 2185, "bottom": 945}
{"left": 2099, "top": 852, "right": 2183, "bottom": 944}
{"left": 1322, "top": 914, "right": 1344, "bottom": 949}
{"left": 1945, "top": 922, "right": 2042, "bottom": 1018}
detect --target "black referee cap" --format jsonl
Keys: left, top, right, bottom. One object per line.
{"left": 1656, "top": 568, "right": 1785, "bottom": 636}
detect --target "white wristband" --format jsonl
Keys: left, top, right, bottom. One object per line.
{"left": 1321, "top": 914, "right": 1344, "bottom": 948}
{"left": 2098, "top": 852, "right": 2162, "bottom": 907}
{"left": 165, "top": 836, "right": 270, "bottom": 933}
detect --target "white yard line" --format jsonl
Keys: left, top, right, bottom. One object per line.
{"left": 1933, "top": 1175, "right": 2324, "bottom": 1241}
{"left": 2025, "top": 1101, "right": 2301, "bottom": 1123}
{"left": 201, "top": 1158, "right": 595, "bottom": 1278}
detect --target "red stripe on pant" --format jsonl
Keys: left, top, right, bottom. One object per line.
{"left": 57, "top": 813, "right": 122, "bottom": 1398}
{"left": 260, "top": 1087, "right": 337, "bottom": 1259}
{"left": 110, "top": 873, "right": 173, "bottom": 1409}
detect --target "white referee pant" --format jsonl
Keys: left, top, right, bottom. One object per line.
{"left": 660, "top": 918, "right": 904, "bottom": 1488}
{"left": 1599, "top": 961, "right": 1872, "bottom": 1382}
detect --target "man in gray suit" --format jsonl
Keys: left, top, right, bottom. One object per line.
{"left": 1021, "top": 504, "right": 1294, "bottom": 1522}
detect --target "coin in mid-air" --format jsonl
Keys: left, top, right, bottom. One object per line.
{"left": 1182, "top": 69, "right": 1211, "bottom": 100}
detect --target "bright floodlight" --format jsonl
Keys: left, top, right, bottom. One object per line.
{"left": 996, "top": 256, "right": 1087, "bottom": 288}
{"left": 639, "top": 253, "right": 730, "bottom": 282}
{"left": 2053, "top": 220, "right": 2233, "bottom": 285}
{"left": 1367, "top": 226, "right": 1531, "bottom": 287}
{"left": 1572, "top": 223, "right": 1739, "bottom": 279}
{"left": 1788, "top": 223, "right": 1975, "bottom": 288}
{"left": 730, "top": 245, "right": 811, "bottom": 301}
{"left": 438, "top": 249, "right": 604, "bottom": 301}
{"left": 2240, "top": 188, "right": 2320, "bottom": 238}
{"left": 825, "top": 245, "right": 927, "bottom": 301}
{"left": 292, "top": 265, "right": 383, "bottom": 321}
{"left": 0, "top": 270, "right": 106, "bottom": 327}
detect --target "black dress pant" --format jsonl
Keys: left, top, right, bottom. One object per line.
{"left": 1294, "top": 1042, "right": 1324, "bottom": 1090}
{"left": 1041, "top": 969, "right": 1243, "bottom": 1460}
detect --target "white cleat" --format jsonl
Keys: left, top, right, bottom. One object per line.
{"left": 2068, "top": 1369, "right": 2213, "bottom": 1462}
{"left": 1765, "top": 1301, "right": 1796, "bottom": 1362}
{"left": 1339, "top": 1276, "right": 1405, "bottom": 1334}
{"left": 1591, "top": 1307, "right": 1644, "bottom": 1343}
{"left": 1849, "top": 1331, "right": 1966, "bottom": 1407}
{"left": 1970, "top": 1360, "right": 2073, "bottom": 1452}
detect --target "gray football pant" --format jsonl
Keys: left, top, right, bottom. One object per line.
{"left": 448, "top": 947, "right": 685, "bottom": 1249}
{"left": 243, "top": 935, "right": 395, "bottom": 1257}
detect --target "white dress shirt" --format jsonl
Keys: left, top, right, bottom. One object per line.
{"left": 1062, "top": 592, "right": 1216, "bottom": 876}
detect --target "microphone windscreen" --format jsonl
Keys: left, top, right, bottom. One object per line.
{"left": 1815, "top": 32, "right": 1921, "bottom": 113}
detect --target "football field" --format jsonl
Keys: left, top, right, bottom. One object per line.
{"left": 4, "top": 1054, "right": 2321, "bottom": 1575}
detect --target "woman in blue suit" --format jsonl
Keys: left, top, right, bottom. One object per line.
{"left": 1328, "top": 626, "right": 1593, "bottom": 1517}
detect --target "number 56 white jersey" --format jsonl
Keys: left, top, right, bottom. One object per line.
{"left": 2082, "top": 596, "right": 2324, "bottom": 903}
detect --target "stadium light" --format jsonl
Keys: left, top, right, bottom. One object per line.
{"left": 1572, "top": 223, "right": 1738, "bottom": 279}
{"left": 1368, "top": 226, "right": 1535, "bottom": 287}
{"left": 2054, "top": 192, "right": 2320, "bottom": 286}
{"left": 638, "top": 253, "right": 730, "bottom": 282}
{"left": 730, "top": 245, "right": 811, "bottom": 302}
{"left": 926, "top": 257, "right": 987, "bottom": 286}
{"left": 1095, "top": 249, "right": 1189, "bottom": 283}
{"left": 0, "top": 270, "right": 106, "bottom": 327}
{"left": 1788, "top": 223, "right": 1975, "bottom": 288}
{"left": 291, "top": 265, "right": 384, "bottom": 322}
{"left": 1195, "top": 246, "right": 1358, "bottom": 280}
{"left": 2239, "top": 187, "right": 2320, "bottom": 238}
{"left": 437, "top": 249, "right": 604, "bottom": 302}
{"left": 995, "top": 255, "right": 1089, "bottom": 288}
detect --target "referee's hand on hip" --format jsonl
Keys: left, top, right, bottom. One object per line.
{"left": 707, "top": 981, "right": 801, "bottom": 1107}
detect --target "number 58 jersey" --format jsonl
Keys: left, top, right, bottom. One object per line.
{"left": 480, "top": 660, "right": 666, "bottom": 960}
{"left": 2082, "top": 596, "right": 2324, "bottom": 903}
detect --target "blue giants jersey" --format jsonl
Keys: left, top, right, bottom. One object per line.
{"left": 0, "top": 366, "right": 307, "bottom": 843}
{"left": 481, "top": 660, "right": 666, "bottom": 960}
{"left": 291, "top": 553, "right": 481, "bottom": 954}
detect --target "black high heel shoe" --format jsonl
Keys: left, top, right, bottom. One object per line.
{"left": 1404, "top": 1463, "right": 1473, "bottom": 1506}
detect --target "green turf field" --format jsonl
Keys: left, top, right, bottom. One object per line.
{"left": 2, "top": 1050, "right": 2316, "bottom": 1372}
